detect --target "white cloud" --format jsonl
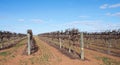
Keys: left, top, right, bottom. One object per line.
{"left": 100, "top": 4, "right": 108, "bottom": 9}
{"left": 0, "top": 24, "right": 12, "bottom": 27}
{"left": 64, "top": 20, "right": 101, "bottom": 27}
{"left": 52, "top": 20, "right": 120, "bottom": 32}
{"left": 109, "top": 3, "right": 120, "bottom": 8}
{"left": 17, "top": 19, "right": 43, "bottom": 23}
{"left": 52, "top": 20, "right": 101, "bottom": 30}
{"left": 100, "top": 3, "right": 120, "bottom": 9}
{"left": 106, "top": 12, "right": 120, "bottom": 17}
{"left": 24, "top": 25, "right": 29, "bottom": 27}
{"left": 18, "top": 19, "right": 25, "bottom": 22}
{"left": 79, "top": 15, "right": 89, "bottom": 18}
{"left": 31, "top": 19, "right": 43, "bottom": 23}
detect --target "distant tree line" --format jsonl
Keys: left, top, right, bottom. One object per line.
{"left": 84, "top": 29, "right": 120, "bottom": 40}
{"left": 39, "top": 28, "right": 80, "bottom": 42}
{"left": 39, "top": 28, "right": 120, "bottom": 48}
{"left": 39, "top": 28, "right": 120, "bottom": 40}
{"left": 0, "top": 31, "right": 26, "bottom": 42}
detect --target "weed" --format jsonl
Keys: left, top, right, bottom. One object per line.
{"left": 95, "top": 56, "right": 120, "bottom": 65}
{"left": 11, "top": 54, "right": 15, "bottom": 58}
{"left": 0, "top": 51, "right": 11, "bottom": 56}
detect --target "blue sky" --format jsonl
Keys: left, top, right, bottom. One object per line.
{"left": 0, "top": 0, "right": 120, "bottom": 35}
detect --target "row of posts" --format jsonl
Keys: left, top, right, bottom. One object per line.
{"left": 27, "top": 31, "right": 84, "bottom": 59}
{"left": 59, "top": 32, "right": 84, "bottom": 60}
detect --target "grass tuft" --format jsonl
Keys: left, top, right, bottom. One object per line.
{"left": 95, "top": 56, "right": 120, "bottom": 65}
{"left": 0, "top": 51, "right": 11, "bottom": 56}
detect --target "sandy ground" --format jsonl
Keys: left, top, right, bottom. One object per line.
{"left": 0, "top": 36, "right": 120, "bottom": 65}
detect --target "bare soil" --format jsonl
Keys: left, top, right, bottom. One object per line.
{"left": 0, "top": 36, "right": 120, "bottom": 65}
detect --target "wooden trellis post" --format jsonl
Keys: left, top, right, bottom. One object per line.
{"left": 27, "top": 33, "right": 31, "bottom": 55}
{"left": 1, "top": 43, "right": 3, "bottom": 48}
{"left": 0, "top": 36, "right": 3, "bottom": 48}
{"left": 68, "top": 35, "right": 71, "bottom": 53}
{"left": 108, "top": 39, "right": 112, "bottom": 54}
{"left": 80, "top": 32, "right": 84, "bottom": 60}
{"left": 59, "top": 38, "right": 62, "bottom": 49}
